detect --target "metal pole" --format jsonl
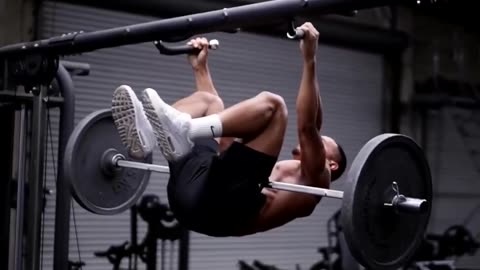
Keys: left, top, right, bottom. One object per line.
{"left": 117, "top": 160, "right": 170, "bottom": 173}
{"left": 268, "top": 181, "right": 344, "bottom": 199}
{"left": 130, "top": 205, "right": 138, "bottom": 270}
{"left": 146, "top": 229, "right": 157, "bottom": 270}
{"left": 0, "top": 103, "right": 15, "bottom": 270}
{"left": 178, "top": 229, "right": 189, "bottom": 270}
{"left": 116, "top": 159, "right": 346, "bottom": 199}
{"left": 53, "top": 64, "right": 75, "bottom": 270}
{"left": 0, "top": 0, "right": 399, "bottom": 57}
{"left": 26, "top": 86, "right": 47, "bottom": 270}
{"left": 13, "top": 106, "right": 27, "bottom": 270}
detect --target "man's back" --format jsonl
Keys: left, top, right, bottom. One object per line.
{"left": 247, "top": 159, "right": 327, "bottom": 234}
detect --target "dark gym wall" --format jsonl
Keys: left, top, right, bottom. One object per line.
{"left": 39, "top": 2, "right": 384, "bottom": 269}
{"left": 398, "top": 10, "right": 480, "bottom": 269}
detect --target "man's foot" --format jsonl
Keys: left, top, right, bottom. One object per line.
{"left": 111, "top": 85, "right": 156, "bottom": 159}
{"left": 141, "top": 88, "right": 194, "bottom": 162}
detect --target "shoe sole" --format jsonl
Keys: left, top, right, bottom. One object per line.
{"left": 141, "top": 89, "right": 176, "bottom": 160}
{"left": 111, "top": 86, "right": 148, "bottom": 159}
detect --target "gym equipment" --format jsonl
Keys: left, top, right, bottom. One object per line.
{"left": 0, "top": 0, "right": 400, "bottom": 57}
{"left": 341, "top": 133, "right": 431, "bottom": 269}
{"left": 64, "top": 109, "right": 432, "bottom": 270}
{"left": 95, "top": 194, "right": 182, "bottom": 270}
{"left": 64, "top": 109, "right": 152, "bottom": 215}
{"left": 154, "top": 39, "right": 220, "bottom": 56}
{"left": 428, "top": 225, "right": 480, "bottom": 259}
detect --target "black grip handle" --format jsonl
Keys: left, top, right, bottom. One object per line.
{"left": 154, "top": 39, "right": 219, "bottom": 56}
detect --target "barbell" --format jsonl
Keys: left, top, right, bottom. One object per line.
{"left": 64, "top": 108, "right": 432, "bottom": 270}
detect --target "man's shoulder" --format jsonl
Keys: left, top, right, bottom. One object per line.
{"left": 275, "top": 159, "right": 301, "bottom": 169}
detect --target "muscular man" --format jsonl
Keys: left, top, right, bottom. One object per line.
{"left": 112, "top": 22, "right": 347, "bottom": 237}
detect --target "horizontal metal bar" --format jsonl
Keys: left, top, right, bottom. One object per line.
{"left": 59, "top": 60, "right": 90, "bottom": 76}
{"left": 116, "top": 160, "right": 170, "bottom": 174}
{"left": 59, "top": 0, "right": 409, "bottom": 54}
{"left": 117, "top": 159, "right": 344, "bottom": 199}
{"left": 0, "top": 90, "right": 64, "bottom": 107}
{"left": 0, "top": 0, "right": 399, "bottom": 57}
{"left": 268, "top": 181, "right": 344, "bottom": 199}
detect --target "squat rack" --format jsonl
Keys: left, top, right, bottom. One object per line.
{"left": 0, "top": 0, "right": 403, "bottom": 270}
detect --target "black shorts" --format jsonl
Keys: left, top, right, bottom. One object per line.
{"left": 167, "top": 138, "right": 277, "bottom": 236}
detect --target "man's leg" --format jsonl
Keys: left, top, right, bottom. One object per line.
{"left": 171, "top": 90, "right": 226, "bottom": 146}
{"left": 217, "top": 91, "right": 287, "bottom": 157}
{"left": 143, "top": 89, "right": 287, "bottom": 161}
{"left": 172, "top": 91, "right": 224, "bottom": 118}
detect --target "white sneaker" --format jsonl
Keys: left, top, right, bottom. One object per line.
{"left": 111, "top": 85, "right": 156, "bottom": 160}
{"left": 141, "top": 88, "right": 194, "bottom": 161}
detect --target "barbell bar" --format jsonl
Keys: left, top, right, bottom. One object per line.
{"left": 64, "top": 109, "right": 433, "bottom": 270}
{"left": 111, "top": 151, "right": 427, "bottom": 213}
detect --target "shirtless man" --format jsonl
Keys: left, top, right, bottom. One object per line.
{"left": 111, "top": 22, "right": 347, "bottom": 237}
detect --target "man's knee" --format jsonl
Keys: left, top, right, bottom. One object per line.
{"left": 255, "top": 91, "right": 288, "bottom": 118}
{"left": 194, "top": 91, "right": 224, "bottom": 111}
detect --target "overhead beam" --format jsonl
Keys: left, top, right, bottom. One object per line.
{"left": 54, "top": 0, "right": 408, "bottom": 53}
{"left": 0, "top": 0, "right": 401, "bottom": 57}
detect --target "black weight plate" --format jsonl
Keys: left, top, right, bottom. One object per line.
{"left": 341, "top": 133, "right": 432, "bottom": 270}
{"left": 64, "top": 109, "right": 152, "bottom": 215}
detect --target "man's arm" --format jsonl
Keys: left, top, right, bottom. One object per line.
{"left": 296, "top": 23, "right": 329, "bottom": 188}
{"left": 245, "top": 24, "right": 328, "bottom": 235}
{"left": 188, "top": 38, "right": 234, "bottom": 149}
{"left": 188, "top": 38, "right": 218, "bottom": 95}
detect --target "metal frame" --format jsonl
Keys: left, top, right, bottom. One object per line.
{"left": 25, "top": 85, "right": 48, "bottom": 270}
{"left": 0, "top": 104, "right": 16, "bottom": 270}
{"left": 0, "top": 0, "right": 399, "bottom": 57}
{"left": 13, "top": 106, "right": 27, "bottom": 270}
{"left": 53, "top": 64, "right": 75, "bottom": 270}
{"left": 0, "top": 63, "right": 77, "bottom": 270}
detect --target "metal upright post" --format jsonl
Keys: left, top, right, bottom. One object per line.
{"left": 130, "top": 206, "right": 138, "bottom": 270}
{"left": 178, "top": 229, "right": 189, "bottom": 270}
{"left": 0, "top": 59, "right": 15, "bottom": 270}
{"left": 25, "top": 86, "right": 47, "bottom": 270}
{"left": 13, "top": 106, "right": 27, "bottom": 270}
{"left": 53, "top": 63, "right": 75, "bottom": 270}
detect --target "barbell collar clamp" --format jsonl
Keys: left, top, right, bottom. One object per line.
{"left": 383, "top": 181, "right": 428, "bottom": 214}
{"left": 101, "top": 148, "right": 124, "bottom": 176}
{"left": 388, "top": 195, "right": 428, "bottom": 214}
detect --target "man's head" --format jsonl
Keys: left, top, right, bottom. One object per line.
{"left": 291, "top": 135, "right": 347, "bottom": 181}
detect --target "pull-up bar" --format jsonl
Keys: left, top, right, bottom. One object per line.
{"left": 0, "top": 0, "right": 399, "bottom": 57}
